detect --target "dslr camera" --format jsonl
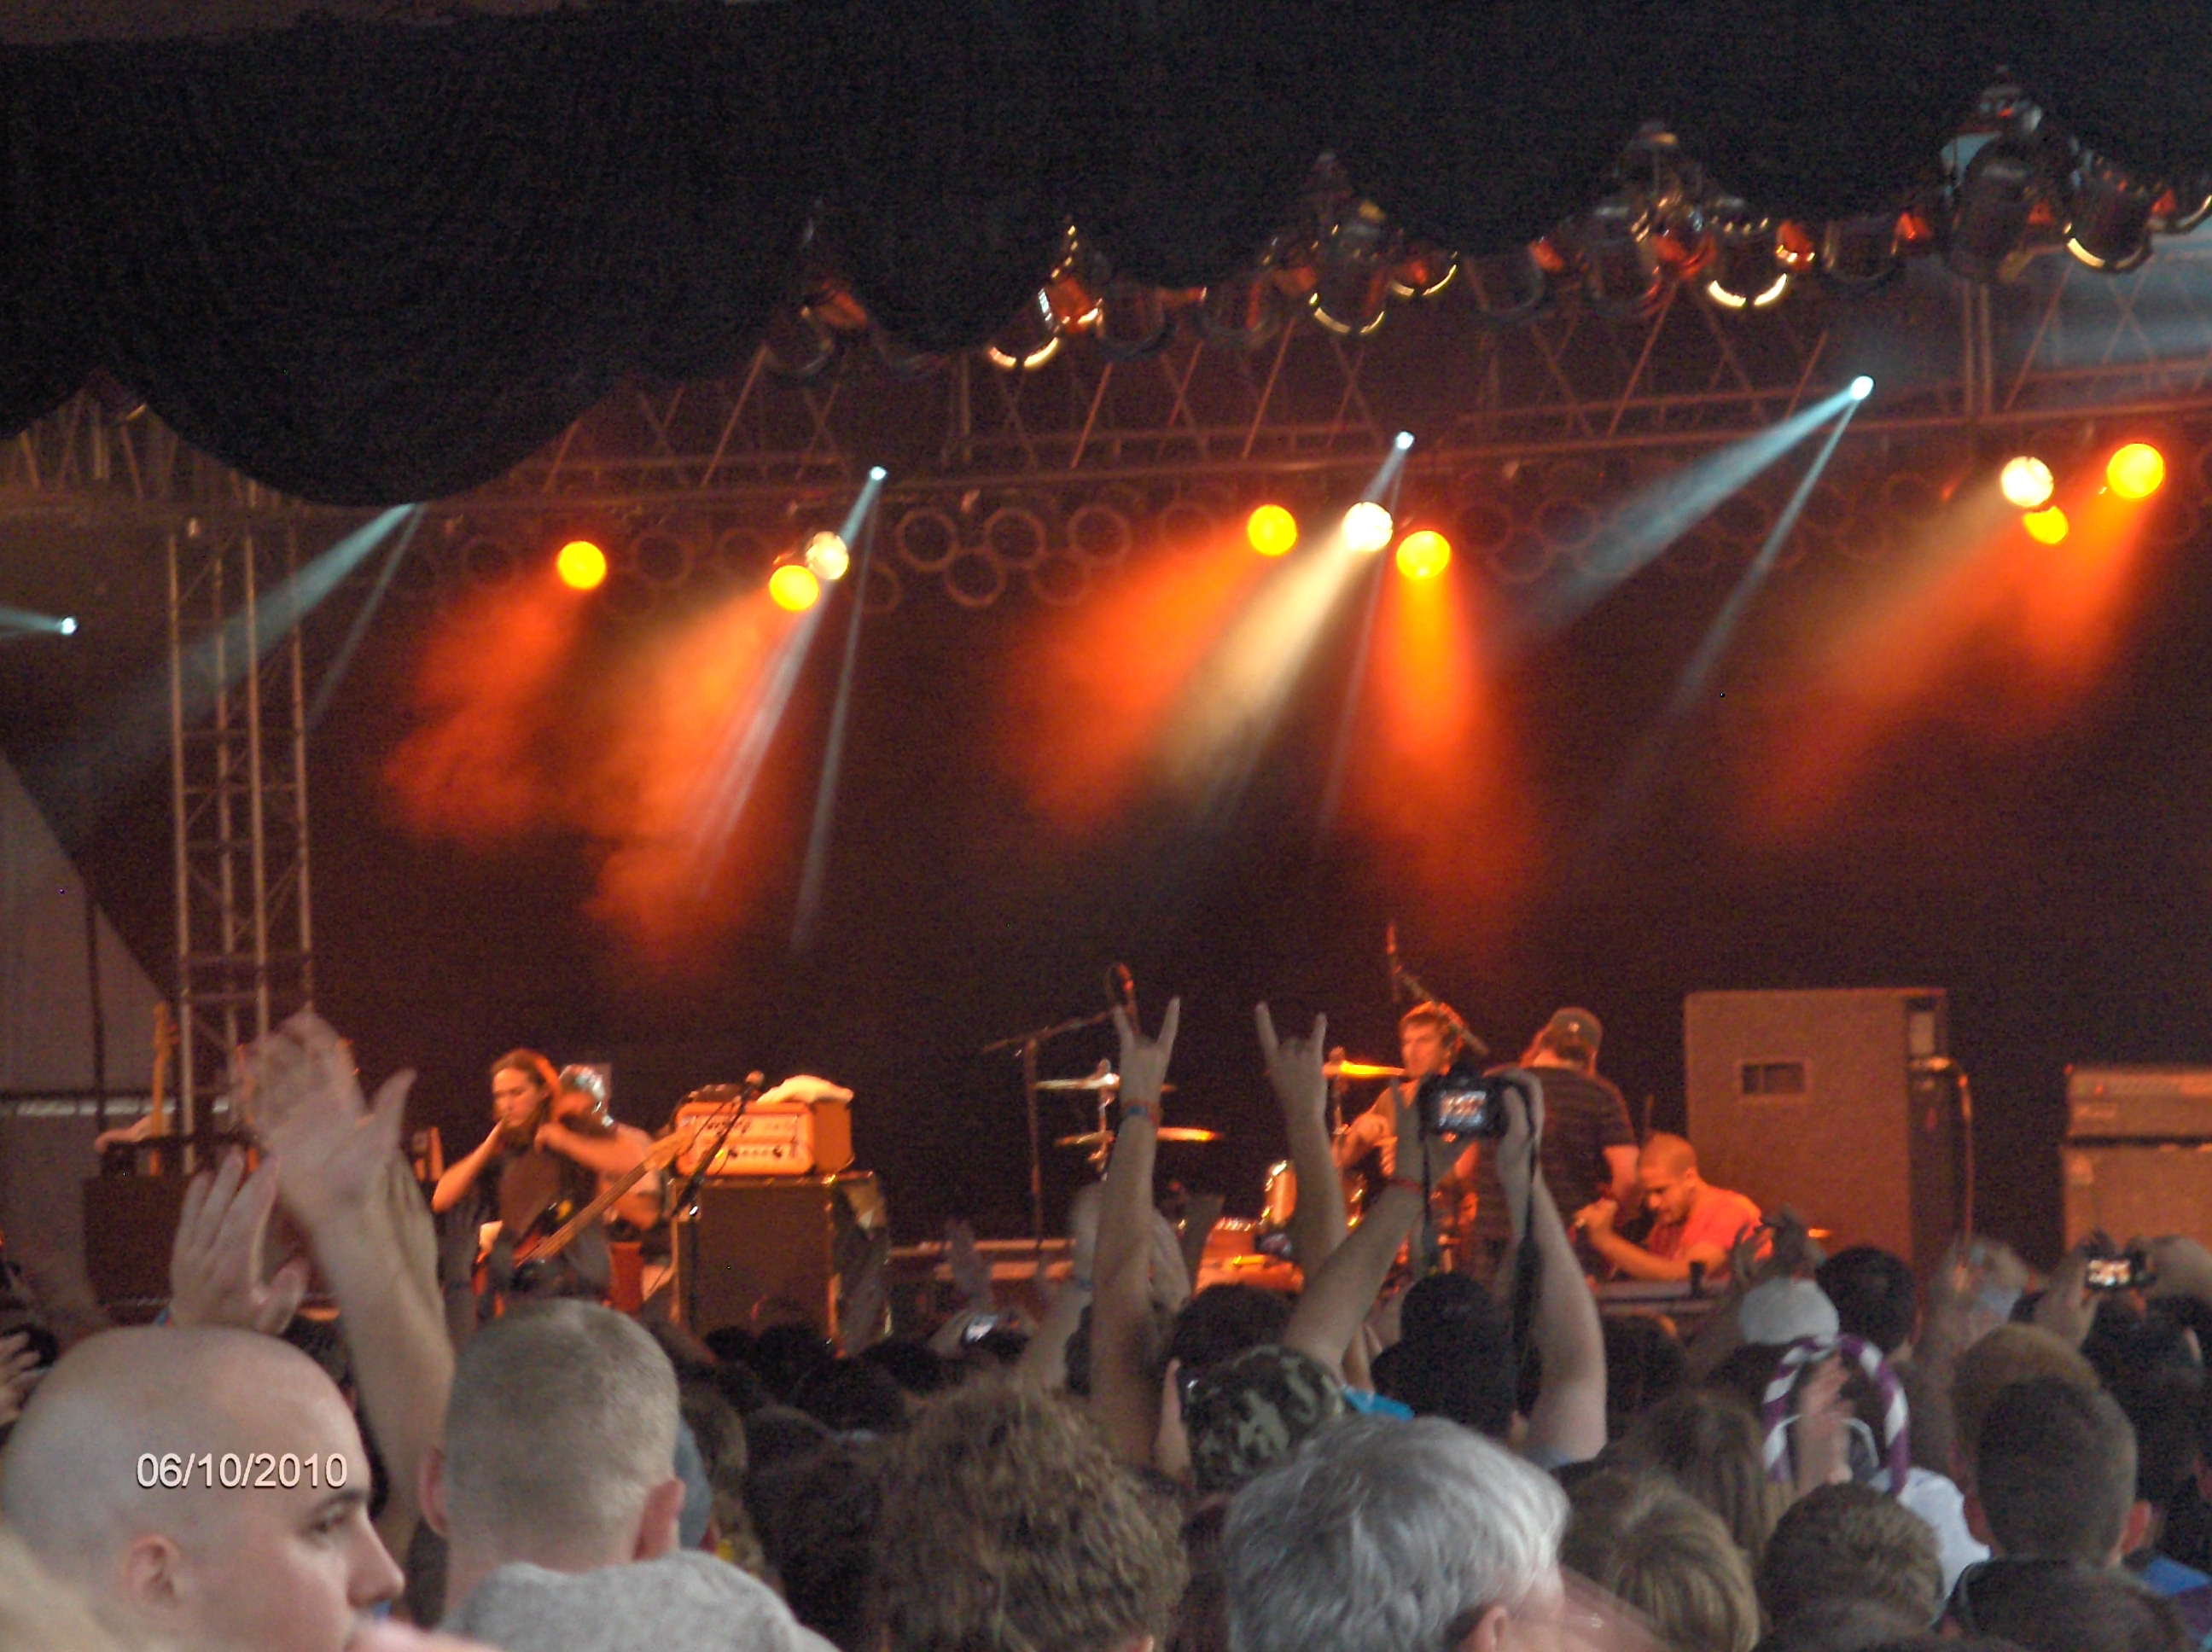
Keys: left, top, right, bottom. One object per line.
{"left": 1416, "top": 1056, "right": 1517, "bottom": 1143}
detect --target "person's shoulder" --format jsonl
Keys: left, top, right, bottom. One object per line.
{"left": 1712, "top": 1186, "right": 1764, "bottom": 1232}
{"left": 453, "top": 1552, "right": 804, "bottom": 1652}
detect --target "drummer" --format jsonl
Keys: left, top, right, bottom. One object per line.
{"left": 1330, "top": 1001, "right": 1463, "bottom": 1207}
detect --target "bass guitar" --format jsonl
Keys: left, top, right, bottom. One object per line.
{"left": 508, "top": 1132, "right": 686, "bottom": 1299}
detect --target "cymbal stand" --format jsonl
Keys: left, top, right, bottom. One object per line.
{"left": 983, "top": 1007, "right": 1117, "bottom": 1277}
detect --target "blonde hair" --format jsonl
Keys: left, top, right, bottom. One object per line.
{"left": 1621, "top": 1387, "right": 1785, "bottom": 1562}
{"left": 1563, "top": 1470, "right": 1760, "bottom": 1652}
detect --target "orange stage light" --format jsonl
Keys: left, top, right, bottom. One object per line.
{"left": 2108, "top": 443, "right": 2166, "bottom": 499}
{"left": 1394, "top": 530, "right": 1452, "bottom": 581}
{"left": 2023, "top": 506, "right": 2069, "bottom": 544}
{"left": 556, "top": 539, "right": 608, "bottom": 590}
{"left": 1247, "top": 503, "right": 1299, "bottom": 556}
{"left": 768, "top": 563, "right": 820, "bottom": 612}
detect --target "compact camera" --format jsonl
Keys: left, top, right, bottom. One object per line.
{"left": 2086, "top": 1247, "right": 2153, "bottom": 1293}
{"left": 1416, "top": 1058, "right": 1516, "bottom": 1143}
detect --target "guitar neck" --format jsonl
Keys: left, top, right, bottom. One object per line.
{"left": 531, "top": 1141, "right": 677, "bottom": 1260}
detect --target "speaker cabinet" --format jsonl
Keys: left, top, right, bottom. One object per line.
{"left": 670, "top": 1176, "right": 881, "bottom": 1340}
{"left": 2062, "top": 1143, "right": 2212, "bottom": 1251}
{"left": 1685, "top": 988, "right": 1959, "bottom": 1271}
{"left": 81, "top": 1175, "right": 188, "bottom": 1304}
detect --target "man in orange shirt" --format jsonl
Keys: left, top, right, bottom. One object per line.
{"left": 1575, "top": 1132, "right": 1761, "bottom": 1285}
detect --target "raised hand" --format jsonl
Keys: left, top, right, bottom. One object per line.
{"left": 1111, "top": 997, "right": 1180, "bottom": 1113}
{"left": 0, "top": 1329, "right": 44, "bottom": 1427}
{"left": 169, "top": 1150, "right": 311, "bottom": 1335}
{"left": 946, "top": 1219, "right": 995, "bottom": 1308}
{"left": 2142, "top": 1235, "right": 2212, "bottom": 1304}
{"left": 1255, "top": 1003, "right": 1329, "bottom": 1130}
{"left": 249, "top": 1012, "right": 415, "bottom": 1232}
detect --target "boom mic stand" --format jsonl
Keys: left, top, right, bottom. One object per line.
{"left": 667, "top": 1076, "right": 768, "bottom": 1331}
{"left": 983, "top": 1004, "right": 1118, "bottom": 1279}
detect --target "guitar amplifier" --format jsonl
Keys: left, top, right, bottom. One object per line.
{"left": 672, "top": 1095, "right": 853, "bottom": 1178}
{"left": 2066, "top": 1067, "right": 2212, "bottom": 1141}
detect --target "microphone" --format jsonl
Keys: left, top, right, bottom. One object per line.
{"left": 1112, "top": 964, "right": 1137, "bottom": 1015}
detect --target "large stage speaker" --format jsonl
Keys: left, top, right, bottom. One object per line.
{"left": 670, "top": 1176, "right": 882, "bottom": 1339}
{"left": 2062, "top": 1143, "right": 2212, "bottom": 1249}
{"left": 1685, "top": 988, "right": 1959, "bottom": 1271}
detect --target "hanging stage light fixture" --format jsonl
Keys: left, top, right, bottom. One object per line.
{"left": 2067, "top": 154, "right": 2158, "bottom": 272}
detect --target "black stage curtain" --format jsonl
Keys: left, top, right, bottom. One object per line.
{"left": 2, "top": 0, "right": 2211, "bottom": 506}
{"left": 0, "top": 6, "right": 810, "bottom": 504}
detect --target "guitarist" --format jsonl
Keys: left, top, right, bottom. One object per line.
{"left": 434, "top": 1050, "right": 614, "bottom": 1311}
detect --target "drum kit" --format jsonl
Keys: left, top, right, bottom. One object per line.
{"left": 1036, "top": 1051, "right": 1408, "bottom": 1266}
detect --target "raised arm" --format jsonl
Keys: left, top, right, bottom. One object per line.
{"left": 1089, "top": 998, "right": 1178, "bottom": 1466}
{"left": 1490, "top": 1075, "right": 1606, "bottom": 1463}
{"left": 253, "top": 1014, "right": 455, "bottom": 1562}
{"left": 431, "top": 1125, "right": 503, "bottom": 1214}
{"left": 1256, "top": 1005, "right": 1348, "bottom": 1277}
{"left": 1284, "top": 1082, "right": 1457, "bottom": 1381}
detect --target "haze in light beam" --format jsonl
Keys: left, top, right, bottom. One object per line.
{"left": 1507, "top": 387, "right": 1864, "bottom": 649}
{"left": 585, "top": 587, "right": 818, "bottom": 955}
{"left": 999, "top": 533, "right": 1269, "bottom": 828}
{"left": 382, "top": 568, "right": 587, "bottom": 846}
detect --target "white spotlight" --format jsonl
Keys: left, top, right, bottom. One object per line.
{"left": 57, "top": 616, "right": 78, "bottom": 636}
{"left": 1342, "top": 501, "right": 1395, "bottom": 554}
{"left": 803, "top": 531, "right": 852, "bottom": 582}
{"left": 1393, "top": 431, "right": 1415, "bottom": 451}
{"left": 868, "top": 466, "right": 888, "bottom": 482}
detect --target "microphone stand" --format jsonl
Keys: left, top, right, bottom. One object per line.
{"left": 668, "top": 1078, "right": 763, "bottom": 1330}
{"left": 983, "top": 1006, "right": 1118, "bottom": 1280}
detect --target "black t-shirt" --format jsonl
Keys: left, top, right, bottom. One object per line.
{"left": 1469, "top": 1066, "right": 1637, "bottom": 1241}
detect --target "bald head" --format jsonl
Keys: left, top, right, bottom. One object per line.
{"left": 1639, "top": 1134, "right": 1697, "bottom": 1178}
{"left": 1, "top": 1326, "right": 398, "bottom": 1652}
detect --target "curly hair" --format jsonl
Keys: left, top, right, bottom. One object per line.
{"left": 873, "top": 1382, "right": 1188, "bottom": 1652}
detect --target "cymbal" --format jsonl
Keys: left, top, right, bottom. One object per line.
{"left": 1034, "top": 1074, "right": 1178, "bottom": 1093}
{"left": 1324, "top": 1060, "right": 1404, "bottom": 1079}
{"left": 1055, "top": 1126, "right": 1222, "bottom": 1148}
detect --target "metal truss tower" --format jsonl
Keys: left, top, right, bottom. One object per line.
{"left": 166, "top": 519, "right": 314, "bottom": 1131}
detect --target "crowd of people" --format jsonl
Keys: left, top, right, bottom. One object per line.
{"left": 2, "top": 998, "right": 2209, "bottom": 1652}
